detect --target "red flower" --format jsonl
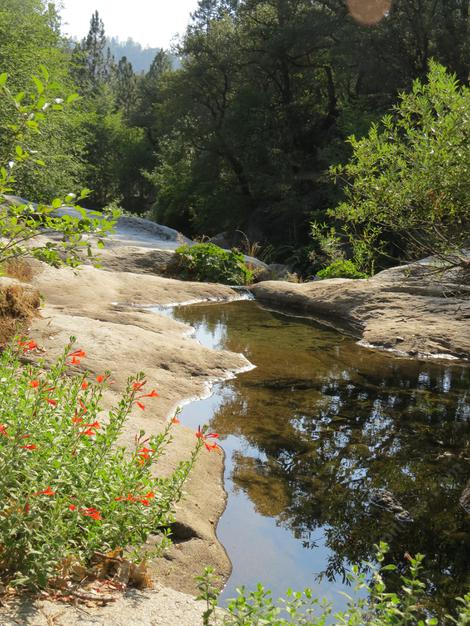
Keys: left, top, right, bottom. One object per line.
{"left": 81, "top": 507, "right": 102, "bottom": 521}
{"left": 81, "top": 380, "right": 89, "bottom": 390}
{"left": 171, "top": 417, "right": 180, "bottom": 425}
{"left": 135, "top": 401, "right": 145, "bottom": 411}
{"left": 132, "top": 381, "right": 146, "bottom": 391}
{"left": 137, "top": 446, "right": 155, "bottom": 464}
{"left": 138, "top": 389, "right": 159, "bottom": 399}
{"left": 80, "top": 421, "right": 100, "bottom": 436}
{"left": 69, "top": 349, "right": 86, "bottom": 359}
{"left": 116, "top": 491, "right": 155, "bottom": 506}
{"left": 20, "top": 444, "right": 37, "bottom": 450}
{"left": 138, "top": 447, "right": 154, "bottom": 458}
{"left": 34, "top": 486, "right": 55, "bottom": 496}
{"left": 18, "top": 339, "right": 38, "bottom": 352}
{"left": 79, "top": 400, "right": 88, "bottom": 413}
{"left": 140, "top": 491, "right": 156, "bottom": 506}
{"left": 46, "top": 398, "right": 57, "bottom": 407}
{"left": 115, "top": 493, "right": 137, "bottom": 502}
{"left": 69, "top": 504, "right": 77, "bottom": 511}
{"left": 0, "top": 424, "right": 8, "bottom": 437}
{"left": 68, "top": 349, "right": 86, "bottom": 365}
{"left": 72, "top": 414, "right": 83, "bottom": 424}
{"left": 29, "top": 380, "right": 40, "bottom": 388}
{"left": 196, "top": 427, "right": 221, "bottom": 453}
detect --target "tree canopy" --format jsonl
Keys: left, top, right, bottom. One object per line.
{"left": 1, "top": 0, "right": 469, "bottom": 274}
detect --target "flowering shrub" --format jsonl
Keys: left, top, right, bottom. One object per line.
{"left": 0, "top": 337, "right": 209, "bottom": 589}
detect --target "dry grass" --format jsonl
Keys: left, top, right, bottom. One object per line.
{"left": 2, "top": 258, "right": 35, "bottom": 282}
{"left": 0, "top": 284, "right": 41, "bottom": 345}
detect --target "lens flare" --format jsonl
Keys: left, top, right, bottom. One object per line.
{"left": 346, "top": 0, "right": 391, "bottom": 25}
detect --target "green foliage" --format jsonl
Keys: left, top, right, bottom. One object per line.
{"left": 175, "top": 243, "right": 253, "bottom": 285}
{"left": 145, "top": 0, "right": 470, "bottom": 255}
{"left": 196, "top": 544, "right": 470, "bottom": 625}
{"left": 329, "top": 63, "right": 470, "bottom": 273}
{"left": 0, "top": 338, "right": 202, "bottom": 589}
{"left": 0, "top": 71, "right": 118, "bottom": 268}
{"left": 0, "top": 0, "right": 85, "bottom": 201}
{"left": 316, "top": 260, "right": 367, "bottom": 280}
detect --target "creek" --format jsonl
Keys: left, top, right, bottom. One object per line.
{"left": 153, "top": 299, "right": 470, "bottom": 616}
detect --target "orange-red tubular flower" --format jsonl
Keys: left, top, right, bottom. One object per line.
{"left": 18, "top": 339, "right": 38, "bottom": 352}
{"left": 69, "top": 349, "right": 86, "bottom": 359}
{"left": 138, "top": 390, "right": 159, "bottom": 399}
{"left": 34, "top": 486, "right": 55, "bottom": 496}
{"left": 81, "top": 507, "right": 102, "bottom": 521}
{"left": 132, "top": 381, "right": 146, "bottom": 391}
{"left": 196, "top": 427, "right": 221, "bottom": 452}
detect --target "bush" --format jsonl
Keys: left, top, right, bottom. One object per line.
{"left": 328, "top": 63, "right": 470, "bottom": 274}
{"left": 0, "top": 69, "right": 119, "bottom": 269}
{"left": 196, "top": 543, "right": 470, "bottom": 625}
{"left": 175, "top": 243, "right": 253, "bottom": 285}
{"left": 316, "top": 259, "right": 367, "bottom": 280}
{"left": 0, "top": 337, "right": 208, "bottom": 589}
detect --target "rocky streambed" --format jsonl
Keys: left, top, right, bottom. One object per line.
{"left": 251, "top": 262, "right": 470, "bottom": 362}
{"left": 1, "top": 215, "right": 469, "bottom": 624}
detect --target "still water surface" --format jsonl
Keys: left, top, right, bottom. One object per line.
{"left": 155, "top": 300, "right": 469, "bottom": 615}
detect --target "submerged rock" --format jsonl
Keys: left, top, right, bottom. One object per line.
{"left": 460, "top": 480, "right": 470, "bottom": 514}
{"left": 370, "top": 489, "right": 414, "bottom": 523}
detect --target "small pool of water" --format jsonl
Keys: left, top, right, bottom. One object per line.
{"left": 154, "top": 300, "right": 469, "bottom": 616}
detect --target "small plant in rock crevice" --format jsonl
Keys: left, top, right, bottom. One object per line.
{"left": 0, "top": 337, "right": 215, "bottom": 590}
{"left": 175, "top": 243, "right": 254, "bottom": 285}
{"left": 316, "top": 259, "right": 368, "bottom": 280}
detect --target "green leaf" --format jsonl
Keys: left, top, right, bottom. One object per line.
{"left": 0, "top": 72, "right": 7, "bottom": 87}
{"left": 38, "top": 65, "right": 49, "bottom": 81}
{"left": 32, "top": 75, "right": 44, "bottom": 94}
{"left": 66, "top": 93, "right": 80, "bottom": 104}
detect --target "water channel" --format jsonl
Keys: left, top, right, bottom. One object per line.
{"left": 153, "top": 299, "right": 470, "bottom": 617}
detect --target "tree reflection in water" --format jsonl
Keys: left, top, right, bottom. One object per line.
{"left": 172, "top": 300, "right": 470, "bottom": 615}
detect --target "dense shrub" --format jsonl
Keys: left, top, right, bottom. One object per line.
{"left": 325, "top": 63, "right": 470, "bottom": 274}
{"left": 197, "top": 543, "right": 470, "bottom": 625}
{"left": 175, "top": 243, "right": 253, "bottom": 285}
{"left": 316, "top": 260, "right": 367, "bottom": 280}
{"left": 0, "top": 338, "right": 206, "bottom": 588}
